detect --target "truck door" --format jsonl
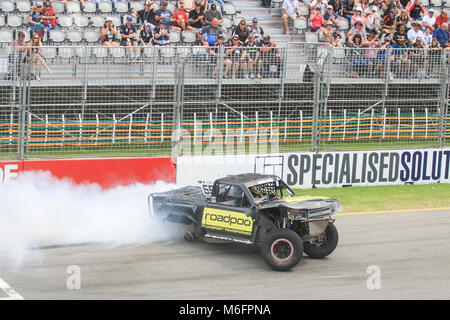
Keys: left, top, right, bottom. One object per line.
{"left": 202, "top": 183, "right": 255, "bottom": 240}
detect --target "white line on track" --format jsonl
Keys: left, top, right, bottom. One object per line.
{"left": 0, "top": 278, "right": 24, "bottom": 300}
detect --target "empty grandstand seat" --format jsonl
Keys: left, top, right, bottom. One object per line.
{"left": 58, "top": 15, "right": 73, "bottom": 28}
{"left": 91, "top": 16, "right": 105, "bottom": 28}
{"left": 73, "top": 15, "right": 89, "bottom": 28}
{"left": 50, "top": 30, "right": 66, "bottom": 43}
{"left": 271, "top": 0, "right": 283, "bottom": 8}
{"left": 144, "top": 46, "right": 155, "bottom": 58}
{"left": 93, "top": 46, "right": 108, "bottom": 58}
{"left": 305, "top": 32, "right": 319, "bottom": 43}
{"left": 444, "top": 0, "right": 450, "bottom": 6}
{"left": 59, "top": 47, "right": 74, "bottom": 59}
{"left": 0, "top": 16, "right": 5, "bottom": 28}
{"left": 115, "top": 1, "right": 129, "bottom": 14}
{"left": 98, "top": 1, "right": 113, "bottom": 14}
{"left": 160, "top": 47, "right": 175, "bottom": 59}
{"left": 7, "top": 15, "right": 22, "bottom": 28}
{"left": 182, "top": 30, "right": 197, "bottom": 45}
{"left": 52, "top": 1, "right": 66, "bottom": 14}
{"left": 1, "top": 1, "right": 15, "bottom": 14}
{"left": 42, "top": 47, "right": 57, "bottom": 59}
{"left": 421, "top": 0, "right": 430, "bottom": 5}
{"left": 430, "top": 0, "right": 442, "bottom": 6}
{"left": 68, "top": 30, "right": 83, "bottom": 43}
{"left": 0, "top": 30, "right": 13, "bottom": 43}
{"left": 67, "top": 1, "right": 81, "bottom": 14}
{"left": 75, "top": 46, "right": 90, "bottom": 58}
{"left": 16, "top": 1, "right": 31, "bottom": 15}
{"left": 332, "top": 47, "right": 346, "bottom": 63}
{"left": 294, "top": 17, "right": 307, "bottom": 34}
{"left": 222, "top": 3, "right": 236, "bottom": 19}
{"left": 177, "top": 47, "right": 191, "bottom": 58}
{"left": 130, "top": 2, "right": 144, "bottom": 12}
{"left": 167, "top": 3, "right": 176, "bottom": 12}
{"left": 298, "top": 5, "right": 309, "bottom": 17}
{"left": 111, "top": 16, "right": 122, "bottom": 27}
{"left": 83, "top": 1, "right": 97, "bottom": 14}
{"left": 84, "top": 30, "right": 99, "bottom": 43}
{"left": 222, "top": 17, "right": 232, "bottom": 30}
{"left": 169, "top": 30, "right": 181, "bottom": 44}
{"left": 337, "top": 18, "right": 349, "bottom": 31}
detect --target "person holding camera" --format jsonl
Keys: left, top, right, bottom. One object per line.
{"left": 153, "top": 21, "right": 170, "bottom": 45}
{"left": 101, "top": 17, "right": 119, "bottom": 47}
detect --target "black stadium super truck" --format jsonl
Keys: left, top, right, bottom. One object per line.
{"left": 148, "top": 173, "right": 342, "bottom": 271}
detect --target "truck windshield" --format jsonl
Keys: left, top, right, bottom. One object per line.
{"left": 248, "top": 180, "right": 294, "bottom": 202}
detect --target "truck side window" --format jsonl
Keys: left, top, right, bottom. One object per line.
{"left": 216, "top": 184, "right": 250, "bottom": 208}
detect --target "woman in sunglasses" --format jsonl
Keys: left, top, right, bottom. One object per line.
{"left": 27, "top": 33, "right": 51, "bottom": 80}
{"left": 231, "top": 19, "right": 250, "bottom": 43}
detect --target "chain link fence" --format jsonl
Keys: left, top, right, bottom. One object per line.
{"left": 0, "top": 43, "right": 448, "bottom": 160}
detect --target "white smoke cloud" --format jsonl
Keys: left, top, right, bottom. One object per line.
{"left": 0, "top": 171, "right": 184, "bottom": 266}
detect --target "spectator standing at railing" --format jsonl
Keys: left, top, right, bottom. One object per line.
{"left": 435, "top": 10, "right": 448, "bottom": 29}
{"left": 232, "top": 20, "right": 250, "bottom": 43}
{"left": 12, "top": 32, "right": 28, "bottom": 81}
{"left": 210, "top": 34, "right": 230, "bottom": 78}
{"left": 391, "top": 36, "right": 411, "bottom": 78}
{"left": 428, "top": 36, "right": 442, "bottom": 73}
{"left": 407, "top": 20, "right": 424, "bottom": 45}
{"left": 28, "top": 4, "right": 46, "bottom": 39}
{"left": 101, "top": 17, "right": 119, "bottom": 47}
{"left": 153, "top": 21, "right": 170, "bottom": 45}
{"left": 422, "top": 10, "right": 436, "bottom": 31}
{"left": 137, "top": 1, "right": 158, "bottom": 29}
{"left": 204, "top": 4, "right": 223, "bottom": 26}
{"left": 42, "top": 2, "right": 59, "bottom": 36}
{"left": 249, "top": 18, "right": 265, "bottom": 43}
{"left": 433, "top": 23, "right": 449, "bottom": 48}
{"left": 244, "top": 34, "right": 261, "bottom": 79}
{"left": 410, "top": 36, "right": 428, "bottom": 77}
{"left": 282, "top": 0, "right": 303, "bottom": 35}
{"left": 348, "top": 33, "right": 367, "bottom": 77}
{"left": 27, "top": 33, "right": 51, "bottom": 80}
{"left": 363, "top": 31, "right": 381, "bottom": 76}
{"left": 121, "top": 16, "right": 139, "bottom": 58}
{"left": 155, "top": 2, "right": 173, "bottom": 27}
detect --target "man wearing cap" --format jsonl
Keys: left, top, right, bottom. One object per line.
{"left": 204, "top": 4, "right": 223, "bottom": 26}
{"left": 225, "top": 35, "right": 248, "bottom": 79}
{"left": 282, "top": 0, "right": 303, "bottom": 35}
{"left": 210, "top": 34, "right": 230, "bottom": 78}
{"left": 347, "top": 20, "right": 367, "bottom": 42}
{"left": 258, "top": 35, "right": 281, "bottom": 78}
{"left": 101, "top": 17, "right": 119, "bottom": 47}
{"left": 155, "top": 2, "right": 172, "bottom": 27}
{"left": 435, "top": 10, "right": 448, "bottom": 29}
{"left": 121, "top": 16, "right": 139, "bottom": 58}
{"left": 139, "top": 22, "right": 153, "bottom": 46}
{"left": 249, "top": 17, "right": 265, "bottom": 43}
{"left": 153, "top": 21, "right": 170, "bottom": 45}
{"left": 137, "top": 1, "right": 158, "bottom": 27}
{"left": 323, "top": 5, "right": 339, "bottom": 26}
{"left": 244, "top": 34, "right": 261, "bottom": 79}
{"left": 393, "top": 23, "right": 408, "bottom": 45}
{"left": 328, "top": 0, "right": 343, "bottom": 15}
{"left": 42, "top": 2, "right": 59, "bottom": 35}
{"left": 382, "top": 9, "right": 396, "bottom": 34}
{"left": 407, "top": 20, "right": 425, "bottom": 45}
{"left": 407, "top": 0, "right": 425, "bottom": 22}
{"left": 199, "top": 17, "right": 223, "bottom": 46}
{"left": 422, "top": 9, "right": 436, "bottom": 31}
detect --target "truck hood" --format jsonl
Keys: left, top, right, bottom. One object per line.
{"left": 259, "top": 195, "right": 342, "bottom": 214}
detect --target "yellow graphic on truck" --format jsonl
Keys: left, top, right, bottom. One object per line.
{"left": 202, "top": 207, "right": 253, "bottom": 236}
{"left": 281, "top": 195, "right": 330, "bottom": 203}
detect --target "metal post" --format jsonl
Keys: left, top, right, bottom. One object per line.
{"left": 171, "top": 58, "right": 185, "bottom": 161}
{"left": 437, "top": 50, "right": 447, "bottom": 148}
{"left": 311, "top": 69, "right": 321, "bottom": 153}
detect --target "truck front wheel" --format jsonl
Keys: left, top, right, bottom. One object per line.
{"left": 304, "top": 223, "right": 339, "bottom": 259}
{"left": 261, "top": 229, "right": 303, "bottom": 271}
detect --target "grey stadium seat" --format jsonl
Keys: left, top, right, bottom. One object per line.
{"left": 67, "top": 1, "right": 81, "bottom": 14}
{"left": 337, "top": 18, "right": 349, "bottom": 31}
{"left": 50, "top": 30, "right": 66, "bottom": 43}
{"left": 52, "top": 1, "right": 66, "bottom": 14}
{"left": 177, "top": 47, "right": 191, "bottom": 58}
{"left": 115, "top": 1, "right": 129, "bottom": 14}
{"left": 169, "top": 30, "right": 181, "bottom": 44}
{"left": 298, "top": 5, "right": 309, "bottom": 16}
{"left": 222, "top": 17, "right": 232, "bottom": 30}
{"left": 42, "top": 47, "right": 57, "bottom": 59}
{"left": 130, "top": 1, "right": 144, "bottom": 12}
{"left": 68, "top": 30, "right": 83, "bottom": 43}
{"left": 75, "top": 46, "right": 90, "bottom": 58}
{"left": 305, "top": 32, "right": 319, "bottom": 43}
{"left": 222, "top": 3, "right": 236, "bottom": 19}
{"left": 294, "top": 17, "right": 307, "bottom": 34}
{"left": 160, "top": 47, "right": 175, "bottom": 59}
{"left": 111, "top": 16, "right": 122, "bottom": 27}
{"left": 59, "top": 47, "right": 74, "bottom": 59}
{"left": 84, "top": 30, "right": 99, "bottom": 43}
{"left": 17, "top": 1, "right": 31, "bottom": 15}
{"left": 110, "top": 46, "right": 125, "bottom": 58}
{"left": 91, "top": 16, "right": 105, "bottom": 28}
{"left": 182, "top": 30, "right": 197, "bottom": 44}
{"left": 1, "top": 1, "right": 15, "bottom": 14}
{"left": 0, "top": 16, "right": 5, "bottom": 28}
{"left": 7, "top": 15, "right": 22, "bottom": 28}
{"left": 98, "top": 1, "right": 113, "bottom": 14}
{"left": 430, "top": 0, "right": 442, "bottom": 5}
{"left": 73, "top": 15, "right": 89, "bottom": 28}
{"left": 144, "top": 46, "right": 155, "bottom": 58}
{"left": 93, "top": 46, "right": 108, "bottom": 58}
{"left": 58, "top": 15, "right": 73, "bottom": 28}
{"left": 0, "top": 30, "right": 13, "bottom": 43}
{"left": 83, "top": 1, "right": 97, "bottom": 14}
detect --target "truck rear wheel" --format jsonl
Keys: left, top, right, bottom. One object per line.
{"left": 261, "top": 229, "right": 303, "bottom": 271}
{"left": 304, "top": 223, "right": 339, "bottom": 259}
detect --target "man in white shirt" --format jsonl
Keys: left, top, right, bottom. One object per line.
{"left": 282, "top": 0, "right": 302, "bottom": 34}
{"left": 407, "top": 20, "right": 425, "bottom": 45}
{"left": 422, "top": 9, "right": 436, "bottom": 31}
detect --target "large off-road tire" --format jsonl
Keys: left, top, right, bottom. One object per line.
{"left": 304, "top": 223, "right": 339, "bottom": 259}
{"left": 260, "top": 229, "right": 303, "bottom": 271}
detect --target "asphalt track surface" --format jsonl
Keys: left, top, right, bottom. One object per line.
{"left": 0, "top": 208, "right": 449, "bottom": 300}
